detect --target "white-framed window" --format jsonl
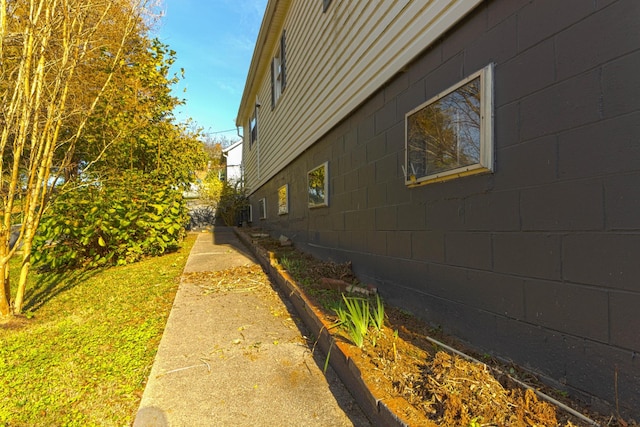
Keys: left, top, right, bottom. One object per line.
{"left": 271, "top": 31, "right": 287, "bottom": 108}
{"left": 258, "top": 198, "right": 267, "bottom": 219}
{"left": 308, "top": 162, "right": 329, "bottom": 208}
{"left": 278, "top": 184, "right": 289, "bottom": 215}
{"left": 405, "top": 64, "right": 494, "bottom": 186}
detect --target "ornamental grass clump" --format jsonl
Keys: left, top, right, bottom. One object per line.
{"left": 333, "top": 293, "right": 385, "bottom": 348}
{"left": 370, "top": 293, "right": 384, "bottom": 332}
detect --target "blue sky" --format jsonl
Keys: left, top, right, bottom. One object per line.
{"left": 156, "top": 0, "right": 268, "bottom": 141}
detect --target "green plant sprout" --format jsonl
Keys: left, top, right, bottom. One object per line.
{"left": 332, "top": 293, "right": 385, "bottom": 349}
{"left": 333, "top": 303, "right": 349, "bottom": 326}
{"left": 343, "top": 295, "right": 369, "bottom": 336}
{"left": 331, "top": 295, "right": 367, "bottom": 348}
{"left": 368, "top": 294, "right": 384, "bottom": 347}
{"left": 279, "top": 256, "right": 293, "bottom": 271}
{"left": 370, "top": 293, "right": 384, "bottom": 332}
{"left": 392, "top": 329, "right": 399, "bottom": 361}
{"left": 323, "top": 341, "right": 333, "bottom": 374}
{"left": 468, "top": 417, "right": 482, "bottom": 427}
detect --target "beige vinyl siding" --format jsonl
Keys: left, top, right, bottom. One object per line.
{"left": 240, "top": 0, "right": 482, "bottom": 193}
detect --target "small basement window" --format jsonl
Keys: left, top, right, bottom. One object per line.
{"left": 278, "top": 184, "right": 289, "bottom": 215}
{"left": 308, "top": 162, "right": 329, "bottom": 208}
{"left": 258, "top": 198, "right": 267, "bottom": 219}
{"left": 405, "top": 64, "right": 493, "bottom": 185}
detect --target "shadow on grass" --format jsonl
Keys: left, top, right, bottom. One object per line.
{"left": 23, "top": 267, "right": 100, "bottom": 313}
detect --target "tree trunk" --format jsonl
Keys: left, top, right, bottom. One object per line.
{"left": 13, "top": 247, "right": 31, "bottom": 315}
{"left": 0, "top": 261, "right": 11, "bottom": 318}
{"left": 0, "top": 0, "right": 149, "bottom": 313}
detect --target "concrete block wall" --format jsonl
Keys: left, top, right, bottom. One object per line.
{"left": 249, "top": 0, "right": 640, "bottom": 416}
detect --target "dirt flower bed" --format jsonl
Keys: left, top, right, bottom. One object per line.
{"left": 240, "top": 229, "right": 636, "bottom": 427}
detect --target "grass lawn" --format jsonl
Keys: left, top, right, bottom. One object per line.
{"left": 0, "top": 233, "right": 197, "bottom": 427}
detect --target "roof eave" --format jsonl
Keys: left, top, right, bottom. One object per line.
{"left": 222, "top": 139, "right": 243, "bottom": 153}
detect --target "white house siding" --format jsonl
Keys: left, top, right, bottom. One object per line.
{"left": 222, "top": 140, "right": 243, "bottom": 184}
{"left": 239, "top": 0, "right": 482, "bottom": 193}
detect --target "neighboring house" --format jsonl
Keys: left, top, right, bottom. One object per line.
{"left": 236, "top": 0, "right": 640, "bottom": 417}
{"left": 222, "top": 140, "right": 243, "bottom": 185}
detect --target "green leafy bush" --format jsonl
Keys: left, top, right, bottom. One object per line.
{"left": 33, "top": 172, "right": 188, "bottom": 270}
{"left": 217, "top": 181, "right": 248, "bottom": 226}
{"left": 198, "top": 168, "right": 224, "bottom": 205}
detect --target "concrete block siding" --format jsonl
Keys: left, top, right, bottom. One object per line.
{"left": 249, "top": 0, "right": 640, "bottom": 416}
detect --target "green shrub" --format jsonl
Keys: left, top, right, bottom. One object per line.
{"left": 33, "top": 172, "right": 188, "bottom": 270}
{"left": 198, "top": 169, "right": 224, "bottom": 205}
{"left": 217, "top": 181, "right": 248, "bottom": 226}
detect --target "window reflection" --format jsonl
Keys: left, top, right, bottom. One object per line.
{"left": 278, "top": 184, "right": 288, "bottom": 215}
{"left": 407, "top": 77, "right": 481, "bottom": 180}
{"left": 308, "top": 163, "right": 328, "bottom": 207}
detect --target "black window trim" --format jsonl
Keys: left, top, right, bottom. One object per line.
{"left": 271, "top": 30, "right": 287, "bottom": 109}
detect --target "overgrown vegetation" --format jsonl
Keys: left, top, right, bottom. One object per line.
{"left": 198, "top": 168, "right": 225, "bottom": 207}
{"left": 0, "top": 0, "right": 207, "bottom": 317}
{"left": 244, "top": 229, "right": 620, "bottom": 427}
{"left": 216, "top": 182, "right": 249, "bottom": 227}
{"left": 0, "top": 234, "right": 196, "bottom": 426}
{"left": 33, "top": 172, "right": 188, "bottom": 270}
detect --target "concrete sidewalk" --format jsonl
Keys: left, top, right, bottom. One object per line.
{"left": 133, "top": 226, "right": 370, "bottom": 427}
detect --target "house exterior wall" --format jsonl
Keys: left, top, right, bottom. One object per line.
{"left": 241, "top": 0, "right": 640, "bottom": 417}
{"left": 239, "top": 0, "right": 481, "bottom": 192}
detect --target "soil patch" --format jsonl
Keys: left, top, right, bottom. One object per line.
{"left": 0, "top": 314, "right": 33, "bottom": 331}
{"left": 238, "top": 228, "right": 637, "bottom": 427}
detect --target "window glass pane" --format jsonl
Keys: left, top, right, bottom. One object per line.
{"left": 308, "top": 163, "right": 328, "bottom": 207}
{"left": 272, "top": 31, "right": 286, "bottom": 105}
{"left": 250, "top": 115, "right": 257, "bottom": 145}
{"left": 407, "top": 77, "right": 481, "bottom": 180}
{"left": 278, "top": 184, "right": 288, "bottom": 215}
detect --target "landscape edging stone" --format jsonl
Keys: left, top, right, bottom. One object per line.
{"left": 233, "top": 227, "right": 403, "bottom": 427}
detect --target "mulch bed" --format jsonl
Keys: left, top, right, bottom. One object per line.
{"left": 236, "top": 228, "right": 636, "bottom": 427}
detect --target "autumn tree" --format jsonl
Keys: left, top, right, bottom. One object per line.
{"left": 0, "top": 0, "right": 159, "bottom": 317}
{"left": 76, "top": 38, "right": 206, "bottom": 188}
{"left": 197, "top": 134, "right": 229, "bottom": 206}
{"left": 27, "top": 21, "right": 208, "bottom": 275}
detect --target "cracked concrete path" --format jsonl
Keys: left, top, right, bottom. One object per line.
{"left": 133, "top": 226, "right": 370, "bottom": 427}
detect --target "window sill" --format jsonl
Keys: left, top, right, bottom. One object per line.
{"left": 405, "top": 164, "right": 491, "bottom": 187}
